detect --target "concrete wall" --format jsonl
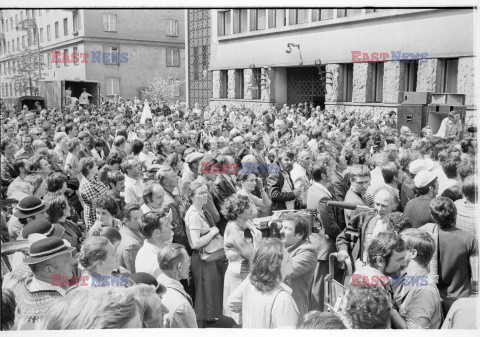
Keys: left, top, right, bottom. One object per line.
{"left": 85, "top": 42, "right": 186, "bottom": 101}
{"left": 83, "top": 9, "right": 184, "bottom": 44}
{"left": 210, "top": 9, "right": 473, "bottom": 69}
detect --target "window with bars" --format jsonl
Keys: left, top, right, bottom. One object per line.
{"left": 235, "top": 69, "right": 244, "bottom": 99}
{"left": 166, "top": 20, "right": 178, "bottom": 36}
{"left": 251, "top": 68, "right": 262, "bottom": 99}
{"left": 55, "top": 21, "right": 59, "bottom": 38}
{"left": 106, "top": 77, "right": 120, "bottom": 96}
{"left": 440, "top": 58, "right": 458, "bottom": 93}
{"left": 219, "top": 70, "right": 228, "bottom": 98}
{"left": 403, "top": 61, "right": 418, "bottom": 92}
{"left": 103, "top": 14, "right": 117, "bottom": 32}
{"left": 233, "top": 9, "right": 248, "bottom": 34}
{"left": 312, "top": 9, "right": 334, "bottom": 21}
{"left": 250, "top": 9, "right": 266, "bottom": 31}
{"left": 64, "top": 18, "right": 68, "bottom": 35}
{"left": 343, "top": 63, "right": 353, "bottom": 102}
{"left": 289, "top": 9, "right": 309, "bottom": 25}
{"left": 217, "top": 10, "right": 231, "bottom": 36}
{"left": 166, "top": 49, "right": 180, "bottom": 67}
{"left": 370, "top": 62, "right": 384, "bottom": 102}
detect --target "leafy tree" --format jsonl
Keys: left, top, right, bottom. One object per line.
{"left": 9, "top": 46, "right": 46, "bottom": 96}
{"left": 142, "top": 73, "right": 183, "bottom": 104}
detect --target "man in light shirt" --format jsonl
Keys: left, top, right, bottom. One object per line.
{"left": 122, "top": 158, "right": 145, "bottom": 205}
{"left": 290, "top": 150, "right": 312, "bottom": 208}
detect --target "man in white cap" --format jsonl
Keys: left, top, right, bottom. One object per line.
{"left": 404, "top": 170, "right": 439, "bottom": 228}
{"left": 400, "top": 158, "right": 426, "bottom": 208}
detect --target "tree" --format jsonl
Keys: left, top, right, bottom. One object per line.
{"left": 9, "top": 46, "right": 46, "bottom": 96}
{"left": 142, "top": 73, "right": 183, "bottom": 104}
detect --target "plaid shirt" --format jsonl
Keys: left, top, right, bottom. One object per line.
{"left": 79, "top": 176, "right": 109, "bottom": 229}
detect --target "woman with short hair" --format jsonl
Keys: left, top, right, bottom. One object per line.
{"left": 47, "top": 195, "right": 83, "bottom": 251}
{"left": 227, "top": 238, "right": 299, "bottom": 328}
{"left": 184, "top": 181, "right": 224, "bottom": 328}
{"left": 221, "top": 194, "right": 262, "bottom": 324}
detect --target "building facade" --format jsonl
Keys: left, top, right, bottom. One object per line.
{"left": 0, "top": 9, "right": 185, "bottom": 109}
{"left": 187, "top": 8, "right": 475, "bottom": 122}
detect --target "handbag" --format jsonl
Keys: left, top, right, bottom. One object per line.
{"left": 198, "top": 209, "right": 225, "bottom": 262}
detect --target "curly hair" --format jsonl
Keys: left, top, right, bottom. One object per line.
{"left": 78, "top": 235, "right": 110, "bottom": 270}
{"left": 383, "top": 212, "right": 412, "bottom": 233}
{"left": 130, "top": 139, "right": 144, "bottom": 155}
{"left": 342, "top": 284, "right": 391, "bottom": 329}
{"left": 221, "top": 194, "right": 251, "bottom": 221}
{"left": 295, "top": 311, "right": 346, "bottom": 329}
{"left": 94, "top": 194, "right": 118, "bottom": 217}
{"left": 65, "top": 137, "right": 80, "bottom": 152}
{"left": 249, "top": 238, "right": 284, "bottom": 293}
{"left": 46, "top": 195, "right": 69, "bottom": 223}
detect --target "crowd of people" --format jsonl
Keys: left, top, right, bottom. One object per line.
{"left": 0, "top": 96, "right": 477, "bottom": 330}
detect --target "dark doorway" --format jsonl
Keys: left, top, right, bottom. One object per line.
{"left": 287, "top": 66, "right": 325, "bottom": 108}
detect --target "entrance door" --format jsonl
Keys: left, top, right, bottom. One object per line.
{"left": 287, "top": 66, "right": 325, "bottom": 108}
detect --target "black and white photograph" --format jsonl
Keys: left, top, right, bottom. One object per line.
{"left": 0, "top": 0, "right": 478, "bottom": 332}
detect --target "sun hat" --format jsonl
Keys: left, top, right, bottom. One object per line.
{"left": 23, "top": 237, "right": 75, "bottom": 265}
{"left": 13, "top": 196, "right": 48, "bottom": 219}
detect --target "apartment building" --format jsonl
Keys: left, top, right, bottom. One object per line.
{"left": 0, "top": 9, "right": 185, "bottom": 109}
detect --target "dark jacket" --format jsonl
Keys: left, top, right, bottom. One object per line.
{"left": 266, "top": 169, "right": 297, "bottom": 211}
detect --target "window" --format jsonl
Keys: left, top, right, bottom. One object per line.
{"left": 10, "top": 17, "right": 13, "bottom": 30}
{"left": 103, "top": 45, "right": 119, "bottom": 64}
{"left": 343, "top": 63, "right": 353, "bottom": 102}
{"left": 47, "top": 25, "right": 51, "bottom": 41}
{"left": 106, "top": 77, "right": 120, "bottom": 96}
{"left": 370, "top": 63, "right": 384, "bottom": 102}
{"left": 218, "top": 10, "right": 231, "bottom": 36}
{"left": 64, "top": 48, "right": 68, "bottom": 66}
{"left": 251, "top": 68, "right": 261, "bottom": 99}
{"left": 219, "top": 70, "right": 228, "bottom": 98}
{"left": 73, "top": 11, "right": 81, "bottom": 32}
{"left": 32, "top": 9, "right": 36, "bottom": 18}
{"left": 312, "top": 9, "right": 334, "bottom": 21}
{"left": 289, "top": 9, "right": 309, "bottom": 25}
{"left": 268, "top": 9, "right": 286, "bottom": 28}
{"left": 166, "top": 49, "right": 180, "bottom": 67}
{"left": 40, "top": 28, "right": 44, "bottom": 42}
{"left": 103, "top": 14, "right": 117, "bottom": 32}
{"left": 22, "top": 36, "right": 25, "bottom": 49}
{"left": 33, "top": 28, "right": 37, "bottom": 45}
{"left": 55, "top": 21, "right": 59, "bottom": 38}
{"left": 440, "top": 58, "right": 458, "bottom": 93}
{"left": 235, "top": 69, "right": 244, "bottom": 99}
{"left": 16, "top": 38, "right": 19, "bottom": 51}
{"left": 21, "top": 11, "right": 24, "bottom": 21}
{"left": 337, "top": 9, "right": 347, "bottom": 18}
{"left": 40, "top": 54, "right": 44, "bottom": 69}
{"left": 56, "top": 51, "right": 60, "bottom": 67}
{"left": 233, "top": 9, "right": 248, "bottom": 34}
{"left": 403, "top": 61, "right": 418, "bottom": 92}
{"left": 7, "top": 41, "right": 10, "bottom": 53}
{"left": 166, "top": 20, "right": 178, "bottom": 36}
{"left": 39, "top": 9, "right": 42, "bottom": 16}
{"left": 64, "top": 18, "right": 68, "bottom": 35}
{"left": 365, "top": 9, "right": 375, "bottom": 13}
{"left": 46, "top": 52, "right": 51, "bottom": 68}
{"left": 250, "top": 9, "right": 266, "bottom": 31}
{"left": 73, "top": 46, "right": 78, "bottom": 65}
{"left": 15, "top": 14, "right": 18, "bottom": 24}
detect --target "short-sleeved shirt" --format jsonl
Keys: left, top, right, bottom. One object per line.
{"left": 184, "top": 205, "right": 210, "bottom": 248}
{"left": 438, "top": 227, "right": 477, "bottom": 300}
